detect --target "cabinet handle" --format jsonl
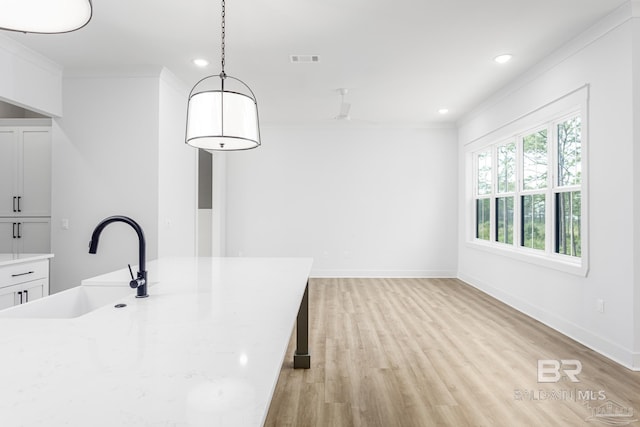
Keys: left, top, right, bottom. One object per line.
{"left": 12, "top": 196, "right": 17, "bottom": 212}
{"left": 24, "top": 289, "right": 28, "bottom": 302}
{"left": 17, "top": 222, "right": 21, "bottom": 238}
{"left": 17, "top": 291, "right": 23, "bottom": 305}
{"left": 11, "top": 271, "right": 34, "bottom": 277}
{"left": 12, "top": 223, "right": 17, "bottom": 239}
{"left": 17, "top": 196, "right": 21, "bottom": 212}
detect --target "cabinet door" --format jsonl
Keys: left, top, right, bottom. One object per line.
{"left": 0, "top": 130, "right": 19, "bottom": 217}
{"left": 20, "top": 129, "right": 51, "bottom": 216}
{"left": 23, "top": 279, "right": 46, "bottom": 302}
{"left": 0, "top": 219, "right": 18, "bottom": 253}
{"left": 0, "top": 281, "right": 46, "bottom": 310}
{"left": 16, "top": 218, "right": 51, "bottom": 254}
{"left": 0, "top": 285, "right": 17, "bottom": 310}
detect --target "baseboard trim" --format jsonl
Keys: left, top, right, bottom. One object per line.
{"left": 310, "top": 269, "right": 457, "bottom": 279}
{"left": 458, "top": 272, "right": 640, "bottom": 371}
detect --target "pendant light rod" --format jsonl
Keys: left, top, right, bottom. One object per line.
{"left": 221, "top": 0, "right": 226, "bottom": 75}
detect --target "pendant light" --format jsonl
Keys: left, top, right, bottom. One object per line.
{"left": 185, "top": 0, "right": 261, "bottom": 151}
{"left": 0, "top": 0, "right": 92, "bottom": 34}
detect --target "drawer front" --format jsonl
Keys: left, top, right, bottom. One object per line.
{"left": 0, "top": 260, "right": 49, "bottom": 288}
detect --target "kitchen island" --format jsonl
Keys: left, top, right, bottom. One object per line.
{"left": 0, "top": 257, "right": 313, "bottom": 426}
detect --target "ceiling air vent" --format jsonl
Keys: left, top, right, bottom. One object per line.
{"left": 290, "top": 55, "right": 320, "bottom": 63}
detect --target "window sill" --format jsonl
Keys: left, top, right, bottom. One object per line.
{"left": 466, "top": 239, "right": 588, "bottom": 277}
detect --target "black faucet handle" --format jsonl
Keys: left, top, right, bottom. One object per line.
{"left": 128, "top": 264, "right": 146, "bottom": 289}
{"left": 128, "top": 264, "right": 138, "bottom": 288}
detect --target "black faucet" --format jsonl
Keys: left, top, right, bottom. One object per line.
{"left": 88, "top": 215, "right": 148, "bottom": 298}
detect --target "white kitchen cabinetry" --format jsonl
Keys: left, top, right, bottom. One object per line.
{"left": 0, "top": 126, "right": 51, "bottom": 217}
{"left": 0, "top": 258, "right": 49, "bottom": 310}
{"left": 0, "top": 121, "right": 51, "bottom": 255}
{"left": 0, "top": 279, "right": 47, "bottom": 310}
{"left": 0, "top": 218, "right": 51, "bottom": 254}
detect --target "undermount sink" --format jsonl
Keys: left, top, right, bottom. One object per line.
{"left": 0, "top": 285, "right": 133, "bottom": 319}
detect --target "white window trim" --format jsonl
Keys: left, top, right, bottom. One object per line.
{"left": 465, "top": 86, "right": 589, "bottom": 277}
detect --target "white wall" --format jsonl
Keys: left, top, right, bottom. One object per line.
{"left": 633, "top": 13, "right": 640, "bottom": 367}
{"left": 458, "top": 4, "right": 639, "bottom": 369}
{"left": 157, "top": 69, "right": 196, "bottom": 258}
{"left": 211, "top": 153, "right": 227, "bottom": 257}
{"left": 51, "top": 69, "right": 162, "bottom": 292}
{"left": 225, "top": 125, "right": 458, "bottom": 277}
{"left": 0, "top": 35, "right": 62, "bottom": 117}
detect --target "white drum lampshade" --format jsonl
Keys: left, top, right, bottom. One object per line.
{"left": 186, "top": 74, "right": 261, "bottom": 151}
{"left": 0, "top": 0, "right": 92, "bottom": 33}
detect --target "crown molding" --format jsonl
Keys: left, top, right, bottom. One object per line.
{"left": 0, "top": 34, "right": 62, "bottom": 76}
{"left": 458, "top": 1, "right": 635, "bottom": 127}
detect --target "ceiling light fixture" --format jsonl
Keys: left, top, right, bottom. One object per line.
{"left": 185, "top": 0, "right": 260, "bottom": 151}
{"left": 438, "top": 108, "right": 449, "bottom": 115}
{"left": 494, "top": 54, "right": 513, "bottom": 64}
{"left": 0, "top": 0, "right": 92, "bottom": 34}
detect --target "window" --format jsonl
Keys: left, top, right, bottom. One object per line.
{"left": 477, "top": 150, "right": 492, "bottom": 196}
{"left": 521, "top": 128, "right": 548, "bottom": 251}
{"left": 496, "top": 196, "right": 514, "bottom": 244}
{"left": 522, "top": 129, "right": 548, "bottom": 191}
{"left": 475, "top": 150, "right": 491, "bottom": 240}
{"left": 555, "top": 116, "right": 582, "bottom": 256}
{"left": 495, "top": 142, "right": 515, "bottom": 244}
{"left": 556, "top": 191, "right": 581, "bottom": 256}
{"left": 471, "top": 111, "right": 585, "bottom": 268}
{"left": 476, "top": 198, "right": 490, "bottom": 240}
{"left": 521, "top": 194, "right": 545, "bottom": 250}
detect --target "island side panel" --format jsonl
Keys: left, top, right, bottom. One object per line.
{"left": 293, "top": 280, "right": 310, "bottom": 369}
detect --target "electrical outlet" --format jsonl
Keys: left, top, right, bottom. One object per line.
{"left": 596, "top": 299, "right": 605, "bottom": 313}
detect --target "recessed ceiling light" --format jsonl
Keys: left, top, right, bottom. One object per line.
{"left": 193, "top": 58, "right": 209, "bottom": 67}
{"left": 438, "top": 108, "right": 449, "bottom": 115}
{"left": 494, "top": 54, "right": 512, "bottom": 64}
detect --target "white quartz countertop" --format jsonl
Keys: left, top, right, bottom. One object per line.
{"left": 0, "top": 257, "right": 313, "bottom": 426}
{"left": 0, "top": 253, "right": 54, "bottom": 267}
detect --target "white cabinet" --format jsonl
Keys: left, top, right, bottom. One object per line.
{"left": 0, "top": 129, "right": 19, "bottom": 217}
{"left": 0, "top": 126, "right": 51, "bottom": 217}
{"left": 0, "top": 279, "right": 46, "bottom": 310}
{"left": 0, "top": 122, "right": 51, "bottom": 255}
{"left": 0, "top": 218, "right": 51, "bottom": 255}
{"left": 0, "top": 258, "right": 49, "bottom": 310}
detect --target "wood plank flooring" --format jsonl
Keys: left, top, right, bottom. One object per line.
{"left": 265, "top": 278, "right": 640, "bottom": 427}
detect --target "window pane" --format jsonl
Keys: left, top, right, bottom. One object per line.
{"left": 558, "top": 116, "right": 581, "bottom": 187}
{"left": 496, "top": 197, "right": 514, "bottom": 244}
{"left": 497, "top": 142, "right": 516, "bottom": 193}
{"left": 556, "top": 191, "right": 581, "bottom": 257}
{"left": 522, "top": 129, "right": 548, "bottom": 190}
{"left": 521, "top": 194, "right": 545, "bottom": 250}
{"left": 477, "top": 151, "right": 492, "bottom": 195}
{"left": 476, "top": 198, "right": 491, "bottom": 240}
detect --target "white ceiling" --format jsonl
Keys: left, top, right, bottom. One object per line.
{"left": 3, "top": 0, "right": 628, "bottom": 126}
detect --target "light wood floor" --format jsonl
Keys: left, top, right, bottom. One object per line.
{"left": 265, "top": 278, "right": 640, "bottom": 427}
